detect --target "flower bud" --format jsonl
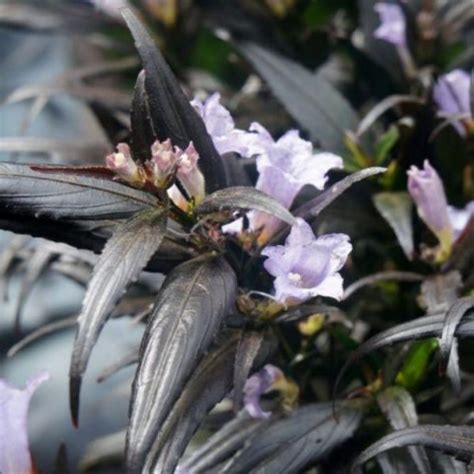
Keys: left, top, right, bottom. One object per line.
{"left": 106, "top": 143, "right": 144, "bottom": 185}
{"left": 407, "top": 160, "right": 454, "bottom": 258}
{"left": 176, "top": 142, "right": 205, "bottom": 205}
{"left": 148, "top": 139, "right": 177, "bottom": 187}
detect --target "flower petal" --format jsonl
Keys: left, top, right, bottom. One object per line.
{"left": 0, "top": 371, "right": 49, "bottom": 474}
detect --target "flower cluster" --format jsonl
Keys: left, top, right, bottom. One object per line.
{"left": 407, "top": 160, "right": 473, "bottom": 259}
{"left": 196, "top": 94, "right": 343, "bottom": 243}
{"left": 195, "top": 94, "right": 351, "bottom": 304}
{"left": 106, "top": 139, "right": 205, "bottom": 207}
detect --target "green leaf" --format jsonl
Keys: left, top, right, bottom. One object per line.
{"left": 374, "top": 125, "right": 399, "bottom": 165}
{"left": 395, "top": 339, "right": 439, "bottom": 391}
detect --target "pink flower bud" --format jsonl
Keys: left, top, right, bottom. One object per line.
{"left": 106, "top": 143, "right": 143, "bottom": 185}
{"left": 149, "top": 139, "right": 178, "bottom": 187}
{"left": 176, "top": 142, "right": 206, "bottom": 204}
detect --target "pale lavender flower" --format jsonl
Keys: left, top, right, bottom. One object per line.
{"left": 243, "top": 364, "right": 283, "bottom": 419}
{"left": 374, "top": 3, "right": 407, "bottom": 47}
{"left": 191, "top": 93, "right": 252, "bottom": 157}
{"left": 0, "top": 371, "right": 49, "bottom": 474}
{"left": 407, "top": 160, "right": 454, "bottom": 253}
{"left": 433, "top": 69, "right": 471, "bottom": 134}
{"left": 448, "top": 201, "right": 474, "bottom": 240}
{"left": 262, "top": 218, "right": 352, "bottom": 304}
{"left": 434, "top": 70, "right": 471, "bottom": 116}
{"left": 106, "top": 143, "right": 144, "bottom": 185}
{"left": 249, "top": 123, "right": 343, "bottom": 242}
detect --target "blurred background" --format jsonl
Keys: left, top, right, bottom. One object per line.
{"left": 1, "top": 0, "right": 473, "bottom": 471}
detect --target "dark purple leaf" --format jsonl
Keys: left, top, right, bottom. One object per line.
{"left": 130, "top": 70, "right": 155, "bottom": 163}
{"left": 196, "top": 186, "right": 297, "bottom": 227}
{"left": 222, "top": 402, "right": 364, "bottom": 473}
{"left": 439, "top": 296, "right": 474, "bottom": 393}
{"left": 335, "top": 308, "right": 474, "bottom": 396}
{"left": 126, "top": 255, "right": 237, "bottom": 473}
{"left": 121, "top": 8, "right": 227, "bottom": 192}
{"left": 0, "top": 162, "right": 157, "bottom": 221}
{"left": 377, "top": 387, "right": 431, "bottom": 473}
{"left": 144, "top": 331, "right": 276, "bottom": 473}
{"left": 233, "top": 331, "right": 264, "bottom": 411}
{"left": 351, "top": 425, "right": 474, "bottom": 473}
{"left": 237, "top": 41, "right": 359, "bottom": 154}
{"left": 294, "top": 167, "right": 386, "bottom": 220}
{"left": 69, "top": 208, "right": 167, "bottom": 426}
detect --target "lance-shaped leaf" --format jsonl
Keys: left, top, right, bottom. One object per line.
{"left": 122, "top": 9, "right": 226, "bottom": 192}
{"left": 0, "top": 163, "right": 156, "bottom": 221}
{"left": 196, "top": 186, "right": 296, "bottom": 226}
{"left": 439, "top": 297, "right": 474, "bottom": 393}
{"left": 221, "top": 402, "right": 364, "bottom": 473}
{"left": 294, "top": 167, "right": 386, "bottom": 220}
{"left": 237, "top": 41, "right": 359, "bottom": 154}
{"left": 182, "top": 411, "right": 269, "bottom": 473}
{"left": 373, "top": 192, "right": 414, "bottom": 260}
{"left": 69, "top": 208, "right": 167, "bottom": 426}
{"left": 126, "top": 255, "right": 237, "bottom": 473}
{"left": 130, "top": 69, "right": 155, "bottom": 163}
{"left": 377, "top": 387, "right": 431, "bottom": 474}
{"left": 233, "top": 331, "right": 264, "bottom": 411}
{"left": 144, "top": 331, "right": 276, "bottom": 473}
{"left": 351, "top": 425, "right": 474, "bottom": 473}
{"left": 335, "top": 308, "right": 474, "bottom": 396}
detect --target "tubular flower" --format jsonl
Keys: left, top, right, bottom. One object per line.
{"left": 148, "top": 139, "right": 177, "bottom": 187}
{"left": 262, "top": 218, "right": 352, "bottom": 305}
{"left": 191, "top": 93, "right": 254, "bottom": 157}
{"left": 106, "top": 143, "right": 144, "bottom": 185}
{"left": 243, "top": 364, "right": 284, "bottom": 419}
{"left": 374, "top": 3, "right": 407, "bottom": 47}
{"left": 175, "top": 142, "right": 205, "bottom": 205}
{"left": 448, "top": 201, "right": 474, "bottom": 240}
{"left": 249, "top": 123, "right": 343, "bottom": 242}
{"left": 407, "top": 160, "right": 454, "bottom": 257}
{"left": 0, "top": 371, "right": 49, "bottom": 474}
{"left": 433, "top": 69, "right": 472, "bottom": 134}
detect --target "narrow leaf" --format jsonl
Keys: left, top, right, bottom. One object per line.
{"left": 335, "top": 309, "right": 474, "bottom": 396}
{"left": 144, "top": 331, "right": 276, "bottom": 473}
{"left": 233, "top": 331, "right": 264, "bottom": 411}
{"left": 182, "top": 412, "right": 267, "bottom": 473}
{"left": 373, "top": 192, "right": 414, "bottom": 260}
{"left": 125, "top": 255, "right": 237, "bottom": 472}
{"left": 237, "top": 41, "right": 359, "bottom": 154}
{"left": 352, "top": 425, "right": 474, "bottom": 473}
{"left": 343, "top": 271, "right": 423, "bottom": 300}
{"left": 196, "top": 186, "right": 297, "bottom": 226}
{"left": 439, "top": 297, "right": 474, "bottom": 393}
{"left": 0, "top": 163, "right": 157, "bottom": 221}
{"left": 69, "top": 208, "right": 167, "bottom": 426}
{"left": 294, "top": 167, "right": 386, "bottom": 220}
{"left": 122, "top": 8, "right": 226, "bottom": 192}
{"left": 222, "top": 402, "right": 364, "bottom": 473}
{"left": 130, "top": 70, "right": 155, "bottom": 163}
{"left": 377, "top": 387, "right": 431, "bottom": 474}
